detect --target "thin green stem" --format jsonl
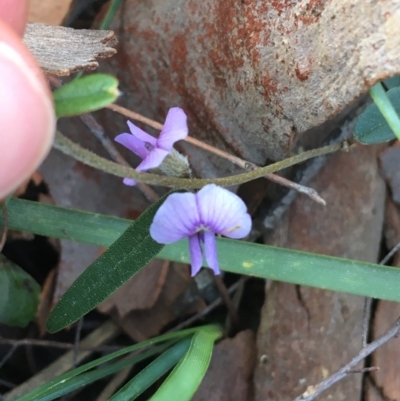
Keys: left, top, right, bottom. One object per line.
{"left": 100, "top": 0, "right": 124, "bottom": 30}
{"left": 54, "top": 131, "right": 344, "bottom": 189}
{"left": 369, "top": 82, "right": 400, "bottom": 141}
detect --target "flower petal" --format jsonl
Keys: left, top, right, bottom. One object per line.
{"left": 136, "top": 148, "right": 169, "bottom": 171}
{"left": 114, "top": 133, "right": 148, "bottom": 160}
{"left": 127, "top": 121, "right": 157, "bottom": 146}
{"left": 189, "top": 234, "right": 203, "bottom": 276}
{"left": 196, "top": 184, "right": 252, "bottom": 239}
{"left": 203, "top": 231, "right": 220, "bottom": 274}
{"left": 123, "top": 177, "right": 137, "bottom": 186}
{"left": 150, "top": 192, "right": 201, "bottom": 244}
{"left": 157, "top": 107, "right": 188, "bottom": 151}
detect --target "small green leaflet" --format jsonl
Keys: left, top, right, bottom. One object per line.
{"left": 53, "top": 73, "right": 119, "bottom": 118}
{"left": 0, "top": 254, "right": 40, "bottom": 327}
{"left": 354, "top": 86, "right": 400, "bottom": 144}
{"left": 46, "top": 192, "right": 174, "bottom": 333}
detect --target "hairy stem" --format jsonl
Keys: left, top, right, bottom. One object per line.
{"left": 54, "top": 131, "right": 344, "bottom": 189}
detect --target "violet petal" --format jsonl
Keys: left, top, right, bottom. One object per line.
{"left": 114, "top": 133, "right": 148, "bottom": 160}
{"left": 203, "top": 231, "right": 220, "bottom": 274}
{"left": 197, "top": 184, "right": 252, "bottom": 239}
{"left": 189, "top": 233, "right": 203, "bottom": 276}
{"left": 157, "top": 107, "right": 188, "bottom": 151}
{"left": 127, "top": 121, "right": 157, "bottom": 146}
{"left": 123, "top": 177, "right": 137, "bottom": 186}
{"left": 136, "top": 148, "right": 170, "bottom": 171}
{"left": 150, "top": 192, "right": 201, "bottom": 244}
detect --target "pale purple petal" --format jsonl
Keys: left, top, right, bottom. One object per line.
{"left": 150, "top": 192, "right": 201, "bottom": 244}
{"left": 157, "top": 108, "right": 188, "bottom": 151}
{"left": 115, "top": 133, "right": 148, "bottom": 160}
{"left": 136, "top": 148, "right": 170, "bottom": 171}
{"left": 127, "top": 121, "right": 157, "bottom": 146}
{"left": 123, "top": 177, "right": 137, "bottom": 186}
{"left": 197, "top": 184, "right": 252, "bottom": 239}
{"left": 189, "top": 234, "right": 203, "bottom": 276}
{"left": 203, "top": 231, "right": 220, "bottom": 275}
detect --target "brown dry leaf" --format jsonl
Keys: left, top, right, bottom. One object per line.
{"left": 254, "top": 144, "right": 386, "bottom": 401}
{"left": 105, "top": 263, "right": 206, "bottom": 342}
{"left": 29, "top": 0, "right": 73, "bottom": 25}
{"left": 379, "top": 142, "right": 400, "bottom": 205}
{"left": 192, "top": 330, "right": 256, "bottom": 401}
{"left": 36, "top": 268, "right": 57, "bottom": 337}
{"left": 101, "top": 0, "right": 400, "bottom": 180}
{"left": 24, "top": 23, "right": 118, "bottom": 76}
{"left": 98, "top": 259, "right": 169, "bottom": 316}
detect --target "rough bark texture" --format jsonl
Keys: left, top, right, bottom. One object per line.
{"left": 24, "top": 23, "right": 118, "bottom": 76}
{"left": 254, "top": 144, "right": 386, "bottom": 401}
{"left": 103, "top": 0, "right": 400, "bottom": 178}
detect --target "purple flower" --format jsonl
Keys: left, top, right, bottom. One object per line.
{"left": 115, "top": 107, "right": 188, "bottom": 185}
{"left": 150, "top": 184, "right": 252, "bottom": 276}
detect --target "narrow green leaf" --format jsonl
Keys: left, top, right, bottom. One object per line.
{"left": 53, "top": 73, "right": 119, "bottom": 117}
{"left": 110, "top": 337, "right": 192, "bottom": 401}
{"left": 6, "top": 198, "right": 400, "bottom": 303}
{"left": 383, "top": 75, "right": 400, "bottom": 90}
{"left": 27, "top": 342, "right": 173, "bottom": 401}
{"left": 0, "top": 254, "right": 40, "bottom": 327}
{"left": 13, "top": 325, "right": 218, "bottom": 401}
{"left": 355, "top": 86, "right": 400, "bottom": 144}
{"left": 46, "top": 193, "right": 172, "bottom": 333}
{"left": 150, "top": 329, "right": 221, "bottom": 401}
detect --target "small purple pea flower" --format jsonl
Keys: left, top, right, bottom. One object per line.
{"left": 150, "top": 184, "right": 252, "bottom": 276}
{"left": 114, "top": 107, "right": 188, "bottom": 186}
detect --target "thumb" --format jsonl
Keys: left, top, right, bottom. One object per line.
{"left": 0, "top": 19, "right": 55, "bottom": 199}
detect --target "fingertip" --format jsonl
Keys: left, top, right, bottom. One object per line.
{"left": 0, "top": 0, "right": 29, "bottom": 36}
{"left": 0, "top": 20, "right": 55, "bottom": 199}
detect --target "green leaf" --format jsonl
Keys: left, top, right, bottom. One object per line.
{"left": 53, "top": 73, "right": 119, "bottom": 117}
{"left": 27, "top": 342, "right": 173, "bottom": 401}
{"left": 6, "top": 198, "right": 400, "bottom": 303}
{"left": 0, "top": 254, "right": 40, "bottom": 327}
{"left": 13, "top": 325, "right": 218, "bottom": 401}
{"left": 110, "top": 337, "right": 192, "bottom": 401}
{"left": 354, "top": 86, "right": 400, "bottom": 144}
{"left": 46, "top": 193, "right": 172, "bottom": 333}
{"left": 383, "top": 75, "right": 400, "bottom": 90}
{"left": 150, "top": 329, "right": 221, "bottom": 401}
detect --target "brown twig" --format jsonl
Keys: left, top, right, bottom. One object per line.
{"left": 293, "top": 316, "right": 400, "bottom": 401}
{"left": 209, "top": 271, "right": 240, "bottom": 328}
{"left": 169, "top": 277, "right": 245, "bottom": 332}
{"left": 106, "top": 104, "right": 326, "bottom": 204}
{"left": 79, "top": 113, "right": 159, "bottom": 203}
{"left": 361, "top": 242, "right": 400, "bottom": 347}
{"left": 0, "top": 337, "right": 123, "bottom": 352}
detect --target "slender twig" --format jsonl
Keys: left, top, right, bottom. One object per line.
{"left": 0, "top": 201, "right": 8, "bottom": 252}
{"left": 169, "top": 278, "right": 245, "bottom": 332}
{"left": 54, "top": 130, "right": 344, "bottom": 189}
{"left": 0, "top": 338, "right": 123, "bottom": 352}
{"left": 107, "top": 104, "right": 326, "bottom": 204}
{"left": 361, "top": 242, "right": 400, "bottom": 347}
{"left": 293, "top": 316, "right": 400, "bottom": 401}
{"left": 80, "top": 114, "right": 159, "bottom": 202}
{"left": 0, "top": 344, "right": 17, "bottom": 370}
{"left": 362, "top": 297, "right": 372, "bottom": 348}
{"left": 348, "top": 366, "right": 379, "bottom": 373}
{"left": 209, "top": 271, "right": 240, "bottom": 328}
{"left": 73, "top": 318, "right": 84, "bottom": 367}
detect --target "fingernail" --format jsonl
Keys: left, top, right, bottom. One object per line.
{"left": 0, "top": 40, "right": 55, "bottom": 198}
